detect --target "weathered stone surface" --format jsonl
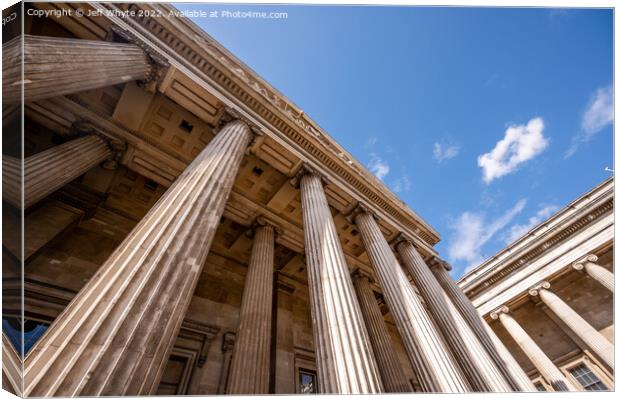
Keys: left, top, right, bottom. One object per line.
{"left": 300, "top": 173, "right": 383, "bottom": 394}
{"left": 227, "top": 224, "right": 275, "bottom": 394}
{"left": 351, "top": 269, "right": 410, "bottom": 393}
{"left": 3, "top": 35, "right": 153, "bottom": 104}
{"left": 23, "top": 120, "right": 251, "bottom": 397}
{"left": 354, "top": 211, "right": 468, "bottom": 393}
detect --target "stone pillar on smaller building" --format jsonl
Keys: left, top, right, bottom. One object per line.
{"left": 481, "top": 322, "right": 537, "bottom": 391}
{"left": 490, "top": 306, "right": 576, "bottom": 392}
{"left": 227, "top": 220, "right": 277, "bottom": 394}
{"left": 572, "top": 255, "right": 614, "bottom": 293}
{"left": 529, "top": 281, "right": 614, "bottom": 370}
{"left": 351, "top": 269, "right": 411, "bottom": 393}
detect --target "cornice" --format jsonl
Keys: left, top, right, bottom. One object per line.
{"left": 93, "top": 2, "right": 440, "bottom": 248}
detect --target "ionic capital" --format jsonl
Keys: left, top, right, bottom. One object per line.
{"left": 427, "top": 256, "right": 452, "bottom": 272}
{"left": 220, "top": 106, "right": 265, "bottom": 138}
{"left": 70, "top": 121, "right": 126, "bottom": 170}
{"left": 351, "top": 267, "right": 375, "bottom": 284}
{"left": 289, "top": 163, "right": 328, "bottom": 188}
{"left": 250, "top": 215, "right": 283, "bottom": 237}
{"left": 572, "top": 254, "right": 599, "bottom": 271}
{"left": 107, "top": 25, "right": 170, "bottom": 92}
{"left": 345, "top": 201, "right": 377, "bottom": 225}
{"left": 528, "top": 281, "right": 551, "bottom": 297}
{"left": 390, "top": 232, "right": 414, "bottom": 249}
{"left": 489, "top": 305, "right": 510, "bottom": 320}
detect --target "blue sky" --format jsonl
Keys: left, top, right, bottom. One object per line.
{"left": 178, "top": 4, "right": 613, "bottom": 278}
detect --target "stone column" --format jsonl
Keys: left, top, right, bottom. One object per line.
{"left": 396, "top": 239, "right": 497, "bottom": 392}
{"left": 2, "top": 155, "right": 21, "bottom": 209}
{"left": 490, "top": 306, "right": 576, "bottom": 391}
{"left": 351, "top": 269, "right": 411, "bottom": 393}
{"left": 530, "top": 281, "right": 614, "bottom": 369}
{"left": 440, "top": 290, "right": 513, "bottom": 392}
{"left": 430, "top": 259, "right": 524, "bottom": 391}
{"left": 481, "top": 322, "right": 537, "bottom": 391}
{"left": 2, "top": 135, "right": 113, "bottom": 209}
{"left": 3, "top": 35, "right": 154, "bottom": 104}
{"left": 227, "top": 222, "right": 276, "bottom": 394}
{"left": 353, "top": 209, "right": 469, "bottom": 393}
{"left": 23, "top": 120, "right": 252, "bottom": 397}
{"left": 299, "top": 171, "right": 383, "bottom": 394}
{"left": 573, "top": 255, "right": 614, "bottom": 293}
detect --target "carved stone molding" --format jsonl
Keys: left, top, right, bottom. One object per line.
{"left": 179, "top": 320, "right": 220, "bottom": 368}
{"left": 427, "top": 256, "right": 452, "bottom": 271}
{"left": 70, "top": 120, "right": 127, "bottom": 168}
{"left": 222, "top": 331, "right": 236, "bottom": 353}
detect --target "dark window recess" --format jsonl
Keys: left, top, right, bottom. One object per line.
{"left": 179, "top": 120, "right": 194, "bottom": 133}
{"left": 299, "top": 369, "right": 317, "bottom": 394}
{"left": 568, "top": 363, "right": 608, "bottom": 391}
{"left": 144, "top": 180, "right": 159, "bottom": 191}
{"left": 3, "top": 317, "right": 50, "bottom": 356}
{"left": 252, "top": 166, "right": 264, "bottom": 176}
{"left": 534, "top": 382, "right": 547, "bottom": 391}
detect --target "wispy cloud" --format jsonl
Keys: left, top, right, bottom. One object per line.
{"left": 478, "top": 117, "right": 549, "bottom": 184}
{"left": 391, "top": 175, "right": 412, "bottom": 193}
{"left": 504, "top": 204, "right": 559, "bottom": 244}
{"left": 566, "top": 85, "right": 613, "bottom": 158}
{"left": 368, "top": 153, "right": 390, "bottom": 180}
{"left": 448, "top": 199, "right": 527, "bottom": 272}
{"left": 433, "top": 141, "right": 460, "bottom": 163}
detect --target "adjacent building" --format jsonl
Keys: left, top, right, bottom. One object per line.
{"left": 458, "top": 177, "right": 614, "bottom": 391}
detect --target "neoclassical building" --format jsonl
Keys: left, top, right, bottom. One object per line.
{"left": 458, "top": 177, "right": 614, "bottom": 392}
{"left": 0, "top": 1, "right": 613, "bottom": 397}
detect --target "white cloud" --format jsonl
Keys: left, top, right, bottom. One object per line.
{"left": 504, "top": 204, "right": 559, "bottom": 244}
{"left": 448, "top": 199, "right": 527, "bottom": 271}
{"left": 368, "top": 154, "right": 390, "bottom": 180}
{"left": 566, "top": 85, "right": 614, "bottom": 158}
{"left": 478, "top": 117, "right": 549, "bottom": 184}
{"left": 433, "top": 142, "right": 460, "bottom": 163}
{"left": 391, "top": 175, "right": 412, "bottom": 193}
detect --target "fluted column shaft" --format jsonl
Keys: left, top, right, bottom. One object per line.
{"left": 299, "top": 173, "right": 383, "bottom": 394}
{"left": 430, "top": 262, "right": 523, "bottom": 391}
{"left": 354, "top": 212, "right": 468, "bottom": 393}
{"left": 227, "top": 225, "right": 275, "bottom": 394}
{"left": 481, "top": 322, "right": 537, "bottom": 391}
{"left": 397, "top": 241, "right": 495, "bottom": 392}
{"left": 534, "top": 286, "right": 614, "bottom": 369}
{"left": 352, "top": 271, "right": 411, "bottom": 393}
{"left": 493, "top": 309, "right": 576, "bottom": 391}
{"left": 3, "top": 35, "right": 153, "bottom": 104}
{"left": 23, "top": 120, "right": 252, "bottom": 397}
{"left": 3, "top": 135, "right": 112, "bottom": 209}
{"left": 573, "top": 256, "right": 614, "bottom": 293}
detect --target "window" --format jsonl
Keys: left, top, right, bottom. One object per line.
{"left": 534, "top": 382, "right": 547, "bottom": 391}
{"left": 568, "top": 363, "right": 608, "bottom": 391}
{"left": 179, "top": 119, "right": 194, "bottom": 133}
{"left": 299, "top": 369, "right": 317, "bottom": 394}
